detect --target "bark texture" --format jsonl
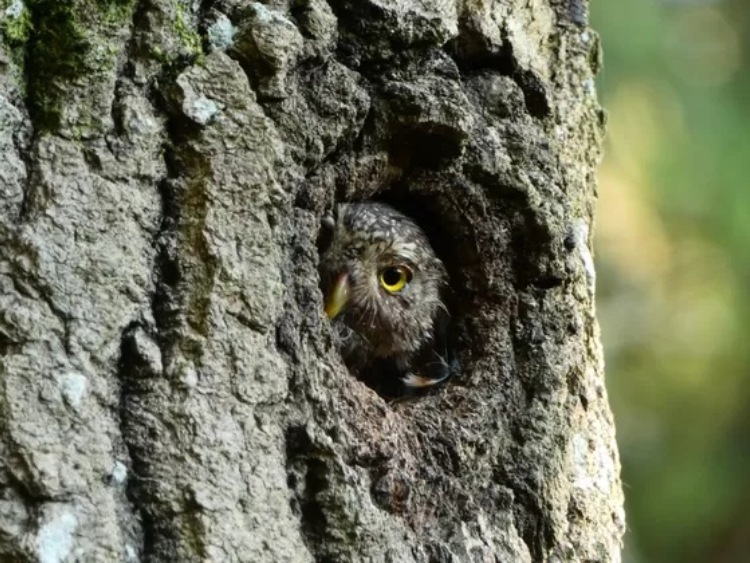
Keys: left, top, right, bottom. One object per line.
{"left": 0, "top": 0, "right": 624, "bottom": 561}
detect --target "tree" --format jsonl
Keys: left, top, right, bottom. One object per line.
{"left": 0, "top": 0, "right": 624, "bottom": 561}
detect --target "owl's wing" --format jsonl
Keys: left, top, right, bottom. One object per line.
{"left": 400, "top": 307, "right": 458, "bottom": 390}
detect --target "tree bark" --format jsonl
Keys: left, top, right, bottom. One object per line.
{"left": 0, "top": 0, "right": 624, "bottom": 561}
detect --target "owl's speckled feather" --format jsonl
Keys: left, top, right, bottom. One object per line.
{"left": 320, "top": 202, "right": 452, "bottom": 392}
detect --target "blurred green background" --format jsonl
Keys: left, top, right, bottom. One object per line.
{"left": 591, "top": 0, "right": 750, "bottom": 562}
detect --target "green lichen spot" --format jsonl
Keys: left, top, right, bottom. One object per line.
{"left": 1, "top": 0, "right": 32, "bottom": 68}
{"left": 1, "top": 1, "right": 32, "bottom": 44}
{"left": 98, "top": 0, "right": 135, "bottom": 27}
{"left": 174, "top": 3, "right": 202, "bottom": 58}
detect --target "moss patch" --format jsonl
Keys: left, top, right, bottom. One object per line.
{"left": 99, "top": 0, "right": 136, "bottom": 26}
{"left": 25, "top": 1, "right": 90, "bottom": 130}
{"left": 1, "top": 0, "right": 32, "bottom": 70}
{"left": 174, "top": 2, "right": 202, "bottom": 58}
{"left": 0, "top": 0, "right": 32, "bottom": 45}
{"left": 24, "top": 0, "right": 135, "bottom": 132}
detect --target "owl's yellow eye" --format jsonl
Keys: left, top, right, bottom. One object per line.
{"left": 379, "top": 265, "right": 412, "bottom": 293}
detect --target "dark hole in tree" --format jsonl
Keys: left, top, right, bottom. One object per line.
{"left": 375, "top": 187, "right": 491, "bottom": 389}
{"left": 389, "top": 126, "right": 466, "bottom": 171}
{"left": 317, "top": 184, "right": 484, "bottom": 399}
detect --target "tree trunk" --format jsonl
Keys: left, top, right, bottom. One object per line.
{"left": 0, "top": 0, "right": 624, "bottom": 561}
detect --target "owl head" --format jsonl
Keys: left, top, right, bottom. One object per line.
{"left": 319, "top": 202, "right": 448, "bottom": 363}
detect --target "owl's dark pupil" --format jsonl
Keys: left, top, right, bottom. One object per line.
{"left": 382, "top": 267, "right": 403, "bottom": 286}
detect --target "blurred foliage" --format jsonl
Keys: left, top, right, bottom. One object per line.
{"left": 592, "top": 0, "right": 750, "bottom": 562}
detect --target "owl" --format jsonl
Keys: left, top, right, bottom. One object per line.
{"left": 319, "top": 202, "right": 455, "bottom": 395}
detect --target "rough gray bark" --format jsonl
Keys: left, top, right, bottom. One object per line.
{"left": 0, "top": 0, "right": 624, "bottom": 561}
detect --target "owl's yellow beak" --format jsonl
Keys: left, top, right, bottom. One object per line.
{"left": 324, "top": 272, "right": 350, "bottom": 319}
